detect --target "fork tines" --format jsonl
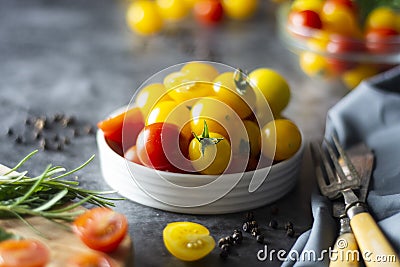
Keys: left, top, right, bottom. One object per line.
{"left": 310, "top": 136, "right": 361, "bottom": 199}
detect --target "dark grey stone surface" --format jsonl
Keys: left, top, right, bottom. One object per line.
{"left": 0, "top": 0, "right": 348, "bottom": 266}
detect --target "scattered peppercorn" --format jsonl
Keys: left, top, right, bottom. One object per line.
{"left": 249, "top": 220, "right": 258, "bottom": 229}
{"left": 286, "top": 228, "right": 295, "bottom": 238}
{"left": 220, "top": 248, "right": 229, "bottom": 259}
{"left": 242, "top": 221, "right": 251, "bottom": 233}
{"left": 218, "top": 237, "right": 227, "bottom": 248}
{"left": 285, "top": 221, "right": 293, "bottom": 231}
{"left": 251, "top": 227, "right": 259, "bottom": 237}
{"left": 15, "top": 135, "right": 24, "bottom": 144}
{"left": 268, "top": 219, "right": 278, "bottom": 229}
{"left": 256, "top": 234, "right": 264, "bottom": 244}
{"left": 6, "top": 128, "right": 13, "bottom": 136}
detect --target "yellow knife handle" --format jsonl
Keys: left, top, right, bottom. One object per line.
{"left": 349, "top": 209, "right": 400, "bottom": 267}
{"left": 329, "top": 232, "right": 360, "bottom": 267}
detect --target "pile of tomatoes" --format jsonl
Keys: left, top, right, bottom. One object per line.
{"left": 98, "top": 62, "right": 302, "bottom": 175}
{"left": 286, "top": 0, "right": 400, "bottom": 89}
{"left": 126, "top": 0, "right": 258, "bottom": 35}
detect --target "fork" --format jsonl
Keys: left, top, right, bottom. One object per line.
{"left": 311, "top": 137, "right": 400, "bottom": 267}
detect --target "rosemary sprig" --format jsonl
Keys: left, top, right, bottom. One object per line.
{"left": 0, "top": 150, "right": 122, "bottom": 223}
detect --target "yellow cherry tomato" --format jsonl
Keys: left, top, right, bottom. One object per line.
{"left": 365, "top": 6, "right": 398, "bottom": 31}
{"left": 126, "top": 0, "right": 163, "bottom": 36}
{"left": 299, "top": 51, "right": 329, "bottom": 77}
{"left": 342, "top": 64, "right": 379, "bottom": 90}
{"left": 146, "top": 100, "right": 192, "bottom": 139}
{"left": 248, "top": 68, "right": 291, "bottom": 117}
{"left": 156, "top": 0, "right": 190, "bottom": 21}
{"left": 221, "top": 0, "right": 258, "bottom": 20}
{"left": 164, "top": 73, "right": 216, "bottom": 103}
{"left": 290, "top": 0, "right": 324, "bottom": 13}
{"left": 163, "top": 222, "right": 215, "bottom": 261}
{"left": 190, "top": 97, "right": 240, "bottom": 141}
{"left": 181, "top": 62, "right": 219, "bottom": 81}
{"left": 189, "top": 128, "right": 231, "bottom": 175}
{"left": 213, "top": 71, "right": 257, "bottom": 119}
{"left": 320, "top": 1, "right": 361, "bottom": 37}
{"left": 243, "top": 120, "right": 261, "bottom": 158}
{"left": 261, "top": 119, "right": 302, "bottom": 161}
{"left": 134, "top": 83, "right": 171, "bottom": 118}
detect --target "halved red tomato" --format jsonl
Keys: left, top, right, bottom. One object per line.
{"left": 0, "top": 239, "right": 50, "bottom": 267}
{"left": 97, "top": 107, "right": 144, "bottom": 149}
{"left": 72, "top": 207, "right": 128, "bottom": 253}
{"left": 66, "top": 251, "right": 116, "bottom": 267}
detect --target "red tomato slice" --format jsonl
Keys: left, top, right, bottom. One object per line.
{"left": 0, "top": 239, "right": 50, "bottom": 267}
{"left": 66, "top": 251, "right": 116, "bottom": 267}
{"left": 72, "top": 207, "right": 128, "bottom": 253}
{"left": 97, "top": 108, "right": 144, "bottom": 149}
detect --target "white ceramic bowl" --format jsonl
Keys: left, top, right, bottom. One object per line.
{"left": 97, "top": 116, "right": 305, "bottom": 215}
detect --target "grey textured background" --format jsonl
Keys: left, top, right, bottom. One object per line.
{"left": 0, "top": 0, "right": 348, "bottom": 266}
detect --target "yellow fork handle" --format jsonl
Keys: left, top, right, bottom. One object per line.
{"left": 350, "top": 212, "right": 400, "bottom": 267}
{"left": 329, "top": 232, "right": 360, "bottom": 267}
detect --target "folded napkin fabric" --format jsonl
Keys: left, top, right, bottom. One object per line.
{"left": 282, "top": 65, "right": 400, "bottom": 267}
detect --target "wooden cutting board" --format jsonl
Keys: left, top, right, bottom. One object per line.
{"left": 0, "top": 164, "right": 133, "bottom": 266}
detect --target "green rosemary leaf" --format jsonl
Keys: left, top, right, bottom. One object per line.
{"left": 33, "top": 189, "right": 68, "bottom": 212}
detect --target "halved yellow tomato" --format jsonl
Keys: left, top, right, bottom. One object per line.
{"left": 163, "top": 222, "right": 215, "bottom": 262}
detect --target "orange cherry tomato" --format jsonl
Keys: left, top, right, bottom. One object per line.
{"left": 0, "top": 239, "right": 50, "bottom": 267}
{"left": 72, "top": 207, "right": 128, "bottom": 253}
{"left": 66, "top": 251, "right": 116, "bottom": 267}
{"left": 97, "top": 108, "right": 145, "bottom": 149}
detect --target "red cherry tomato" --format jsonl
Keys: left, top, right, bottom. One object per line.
{"left": 365, "top": 28, "right": 399, "bottom": 54}
{"left": 0, "top": 239, "right": 50, "bottom": 267}
{"left": 67, "top": 251, "right": 116, "bottom": 267}
{"left": 136, "top": 122, "right": 189, "bottom": 171}
{"left": 325, "top": 36, "right": 364, "bottom": 74}
{"left": 72, "top": 207, "right": 128, "bottom": 253}
{"left": 97, "top": 108, "right": 144, "bottom": 149}
{"left": 288, "top": 10, "right": 322, "bottom": 30}
{"left": 194, "top": 0, "right": 224, "bottom": 25}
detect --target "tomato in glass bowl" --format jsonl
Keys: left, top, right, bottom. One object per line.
{"left": 278, "top": 0, "right": 400, "bottom": 89}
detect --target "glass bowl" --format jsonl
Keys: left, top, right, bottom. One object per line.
{"left": 277, "top": 1, "right": 400, "bottom": 89}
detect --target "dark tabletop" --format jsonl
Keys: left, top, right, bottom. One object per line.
{"left": 0, "top": 0, "right": 348, "bottom": 266}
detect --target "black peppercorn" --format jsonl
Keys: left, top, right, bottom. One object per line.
{"left": 286, "top": 228, "right": 295, "bottom": 237}
{"left": 242, "top": 222, "right": 251, "bottom": 233}
{"left": 218, "top": 237, "right": 227, "bottom": 248}
{"left": 251, "top": 227, "right": 259, "bottom": 237}
{"left": 221, "top": 244, "right": 230, "bottom": 252}
{"left": 256, "top": 234, "right": 264, "bottom": 244}
{"left": 285, "top": 221, "right": 293, "bottom": 230}
{"left": 232, "top": 232, "right": 243, "bottom": 245}
{"left": 15, "top": 135, "right": 24, "bottom": 144}
{"left": 6, "top": 128, "right": 13, "bottom": 136}
{"left": 233, "top": 229, "right": 242, "bottom": 236}
{"left": 249, "top": 220, "right": 258, "bottom": 229}
{"left": 268, "top": 219, "right": 278, "bottom": 229}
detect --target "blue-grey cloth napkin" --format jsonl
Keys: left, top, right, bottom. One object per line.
{"left": 282, "top": 65, "right": 400, "bottom": 266}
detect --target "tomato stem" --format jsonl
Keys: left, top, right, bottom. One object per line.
{"left": 234, "top": 68, "right": 252, "bottom": 96}
{"left": 192, "top": 120, "right": 224, "bottom": 156}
